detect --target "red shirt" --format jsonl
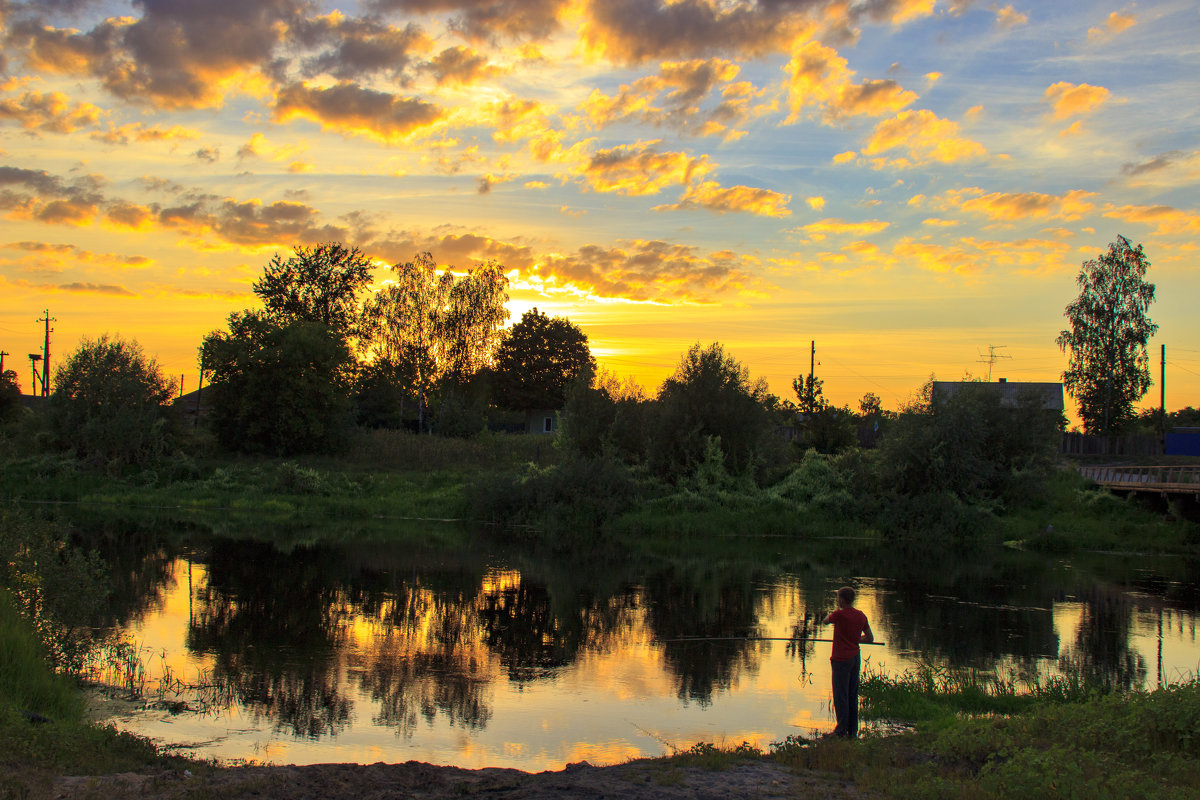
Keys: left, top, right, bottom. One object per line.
{"left": 827, "top": 607, "right": 869, "bottom": 661}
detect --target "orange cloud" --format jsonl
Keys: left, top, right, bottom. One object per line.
{"left": 1043, "top": 82, "right": 1109, "bottom": 120}
{"left": 1102, "top": 203, "right": 1200, "bottom": 235}
{"left": 655, "top": 181, "right": 792, "bottom": 217}
{"left": 784, "top": 40, "right": 917, "bottom": 123}
{"left": 422, "top": 46, "right": 505, "bottom": 86}
{"left": 0, "top": 90, "right": 103, "bottom": 133}
{"left": 90, "top": 122, "right": 198, "bottom": 145}
{"left": 1089, "top": 11, "right": 1137, "bottom": 42}
{"left": 939, "top": 187, "right": 1097, "bottom": 221}
{"left": 802, "top": 218, "right": 890, "bottom": 237}
{"left": 992, "top": 4, "right": 1028, "bottom": 30}
{"left": 273, "top": 82, "right": 446, "bottom": 142}
{"left": 538, "top": 239, "right": 761, "bottom": 302}
{"left": 577, "top": 141, "right": 713, "bottom": 196}
{"left": 863, "top": 110, "right": 986, "bottom": 166}
{"left": 579, "top": 59, "right": 761, "bottom": 139}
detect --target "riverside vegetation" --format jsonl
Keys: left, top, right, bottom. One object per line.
{"left": 2, "top": 340, "right": 1199, "bottom": 797}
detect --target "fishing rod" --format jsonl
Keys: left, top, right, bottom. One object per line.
{"left": 662, "top": 636, "right": 885, "bottom": 645}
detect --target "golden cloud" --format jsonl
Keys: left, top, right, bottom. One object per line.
{"left": 941, "top": 188, "right": 1097, "bottom": 222}
{"left": 784, "top": 39, "right": 917, "bottom": 123}
{"left": 577, "top": 141, "right": 713, "bottom": 196}
{"left": 1102, "top": 203, "right": 1200, "bottom": 235}
{"left": 654, "top": 181, "right": 792, "bottom": 217}
{"left": 90, "top": 122, "right": 198, "bottom": 145}
{"left": 802, "top": 218, "right": 890, "bottom": 237}
{"left": 992, "top": 4, "right": 1028, "bottom": 30}
{"left": 273, "top": 82, "right": 446, "bottom": 142}
{"left": 1043, "top": 81, "right": 1109, "bottom": 120}
{"left": 539, "top": 239, "right": 761, "bottom": 302}
{"left": 1089, "top": 11, "right": 1137, "bottom": 42}
{"left": 579, "top": 59, "right": 760, "bottom": 139}
{"left": 0, "top": 90, "right": 103, "bottom": 133}
{"left": 423, "top": 45, "right": 505, "bottom": 86}
{"left": 863, "top": 110, "right": 986, "bottom": 165}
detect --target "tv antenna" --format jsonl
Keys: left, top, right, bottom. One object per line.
{"left": 977, "top": 345, "right": 1011, "bottom": 381}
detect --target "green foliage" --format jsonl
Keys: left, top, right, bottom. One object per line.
{"left": 493, "top": 308, "right": 596, "bottom": 411}
{"left": 0, "top": 369, "right": 21, "bottom": 420}
{"left": 1057, "top": 236, "right": 1158, "bottom": 435}
{"left": 469, "top": 456, "right": 642, "bottom": 538}
{"left": 252, "top": 242, "right": 374, "bottom": 341}
{"left": 0, "top": 589, "right": 83, "bottom": 721}
{"left": 202, "top": 313, "right": 354, "bottom": 455}
{"left": 873, "top": 379, "right": 1060, "bottom": 545}
{"left": 432, "top": 389, "right": 487, "bottom": 438}
{"left": 649, "top": 342, "right": 776, "bottom": 481}
{"left": 0, "top": 511, "right": 108, "bottom": 675}
{"left": 798, "top": 404, "right": 858, "bottom": 454}
{"left": 365, "top": 252, "right": 509, "bottom": 430}
{"left": 48, "top": 334, "right": 175, "bottom": 468}
{"left": 793, "top": 371, "right": 825, "bottom": 415}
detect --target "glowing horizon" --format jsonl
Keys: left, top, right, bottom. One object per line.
{"left": 1, "top": 1, "right": 1197, "bottom": 422}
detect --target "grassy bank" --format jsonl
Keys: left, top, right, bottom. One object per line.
{"left": 0, "top": 589, "right": 201, "bottom": 798}
{"left": 770, "top": 671, "right": 1200, "bottom": 800}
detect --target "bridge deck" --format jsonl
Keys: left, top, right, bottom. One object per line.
{"left": 1079, "top": 465, "right": 1200, "bottom": 495}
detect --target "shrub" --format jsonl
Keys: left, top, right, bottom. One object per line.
{"left": 48, "top": 334, "right": 176, "bottom": 468}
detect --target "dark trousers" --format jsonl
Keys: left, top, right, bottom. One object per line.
{"left": 831, "top": 654, "right": 860, "bottom": 738}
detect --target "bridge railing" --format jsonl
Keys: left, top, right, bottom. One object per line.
{"left": 1079, "top": 465, "right": 1200, "bottom": 492}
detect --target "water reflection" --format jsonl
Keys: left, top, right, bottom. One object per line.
{"left": 84, "top": 528, "right": 1200, "bottom": 768}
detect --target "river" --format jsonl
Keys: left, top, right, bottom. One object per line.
{"left": 85, "top": 530, "right": 1200, "bottom": 771}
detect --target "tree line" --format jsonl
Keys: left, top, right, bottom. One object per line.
{"left": 0, "top": 235, "right": 1171, "bottom": 473}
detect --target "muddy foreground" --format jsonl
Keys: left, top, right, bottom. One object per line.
{"left": 55, "top": 757, "right": 880, "bottom": 799}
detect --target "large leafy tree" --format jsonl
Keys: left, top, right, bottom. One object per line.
{"left": 493, "top": 308, "right": 595, "bottom": 411}
{"left": 650, "top": 342, "right": 774, "bottom": 479}
{"left": 201, "top": 312, "right": 354, "bottom": 455}
{"left": 49, "top": 334, "right": 175, "bottom": 466}
{"left": 366, "top": 252, "right": 509, "bottom": 431}
{"left": 1056, "top": 236, "right": 1158, "bottom": 435}
{"left": 252, "top": 243, "right": 374, "bottom": 342}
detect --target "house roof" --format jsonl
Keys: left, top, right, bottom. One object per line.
{"left": 932, "top": 380, "right": 1065, "bottom": 411}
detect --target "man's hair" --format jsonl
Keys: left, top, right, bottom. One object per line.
{"left": 837, "top": 586, "right": 856, "bottom": 605}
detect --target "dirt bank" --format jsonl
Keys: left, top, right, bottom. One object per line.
{"left": 55, "top": 757, "right": 880, "bottom": 799}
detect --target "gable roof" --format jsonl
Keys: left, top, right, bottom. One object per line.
{"left": 932, "top": 380, "right": 1064, "bottom": 411}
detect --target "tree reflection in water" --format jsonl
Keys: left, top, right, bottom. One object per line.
{"left": 82, "top": 528, "right": 1199, "bottom": 745}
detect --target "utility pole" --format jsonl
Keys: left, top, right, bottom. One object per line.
{"left": 37, "top": 310, "right": 55, "bottom": 397}
{"left": 0, "top": 350, "right": 7, "bottom": 376}
{"left": 809, "top": 340, "right": 815, "bottom": 387}
{"left": 1161, "top": 344, "right": 1166, "bottom": 444}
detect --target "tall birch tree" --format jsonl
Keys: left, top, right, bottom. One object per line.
{"left": 1056, "top": 236, "right": 1158, "bottom": 436}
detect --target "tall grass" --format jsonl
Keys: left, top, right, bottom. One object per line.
{"left": 0, "top": 589, "right": 82, "bottom": 722}
{"left": 858, "top": 659, "right": 1113, "bottom": 727}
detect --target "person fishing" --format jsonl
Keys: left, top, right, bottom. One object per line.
{"left": 822, "top": 585, "right": 873, "bottom": 738}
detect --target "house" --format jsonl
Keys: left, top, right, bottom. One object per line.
{"left": 932, "top": 379, "right": 1065, "bottom": 411}
{"left": 524, "top": 409, "right": 559, "bottom": 434}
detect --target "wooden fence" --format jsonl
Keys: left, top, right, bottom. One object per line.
{"left": 1060, "top": 432, "right": 1161, "bottom": 457}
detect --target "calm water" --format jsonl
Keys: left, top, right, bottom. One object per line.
{"left": 88, "top": 532, "right": 1200, "bottom": 770}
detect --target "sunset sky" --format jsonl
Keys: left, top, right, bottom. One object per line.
{"left": 1, "top": 0, "right": 1197, "bottom": 420}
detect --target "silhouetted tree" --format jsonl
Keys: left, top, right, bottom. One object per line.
{"left": 48, "top": 334, "right": 175, "bottom": 466}
{"left": 252, "top": 243, "right": 374, "bottom": 343}
{"left": 202, "top": 313, "right": 354, "bottom": 454}
{"left": 365, "top": 253, "right": 509, "bottom": 431}
{"left": 1056, "top": 236, "right": 1157, "bottom": 435}
{"left": 493, "top": 308, "right": 595, "bottom": 411}
{"left": 650, "top": 342, "right": 774, "bottom": 480}
{"left": 0, "top": 369, "right": 20, "bottom": 420}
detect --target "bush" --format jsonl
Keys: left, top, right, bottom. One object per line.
{"left": 469, "top": 455, "right": 642, "bottom": 539}
{"left": 48, "top": 334, "right": 176, "bottom": 468}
